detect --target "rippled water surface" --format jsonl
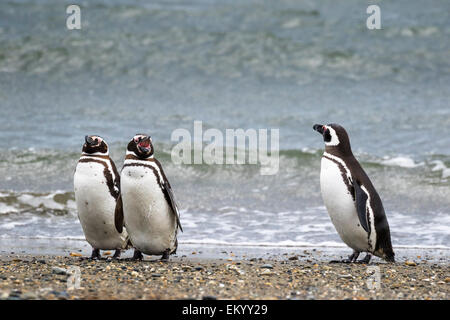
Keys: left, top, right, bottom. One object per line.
{"left": 0, "top": 0, "right": 449, "bottom": 249}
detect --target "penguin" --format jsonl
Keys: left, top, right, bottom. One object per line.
{"left": 313, "top": 124, "right": 395, "bottom": 263}
{"left": 74, "top": 135, "right": 129, "bottom": 259}
{"left": 115, "top": 134, "right": 182, "bottom": 261}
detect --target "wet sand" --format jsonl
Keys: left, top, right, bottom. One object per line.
{"left": 0, "top": 241, "right": 448, "bottom": 300}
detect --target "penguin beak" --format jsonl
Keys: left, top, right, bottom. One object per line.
{"left": 137, "top": 136, "right": 151, "bottom": 153}
{"left": 85, "top": 135, "right": 96, "bottom": 146}
{"left": 313, "top": 124, "right": 325, "bottom": 135}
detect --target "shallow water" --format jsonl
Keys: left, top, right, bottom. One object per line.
{"left": 0, "top": 0, "right": 449, "bottom": 250}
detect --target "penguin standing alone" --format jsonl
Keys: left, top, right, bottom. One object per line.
{"left": 313, "top": 124, "right": 395, "bottom": 263}
{"left": 74, "top": 135, "right": 129, "bottom": 259}
{"left": 115, "top": 134, "right": 182, "bottom": 261}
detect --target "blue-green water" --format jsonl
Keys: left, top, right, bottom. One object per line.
{"left": 0, "top": 0, "right": 449, "bottom": 250}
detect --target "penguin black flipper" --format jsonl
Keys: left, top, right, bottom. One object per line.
{"left": 110, "top": 160, "right": 121, "bottom": 199}
{"left": 114, "top": 194, "right": 124, "bottom": 233}
{"left": 353, "top": 180, "right": 369, "bottom": 233}
{"left": 162, "top": 181, "right": 183, "bottom": 232}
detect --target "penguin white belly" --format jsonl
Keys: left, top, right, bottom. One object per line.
{"left": 121, "top": 165, "right": 177, "bottom": 255}
{"left": 320, "top": 157, "right": 369, "bottom": 252}
{"left": 74, "top": 162, "right": 128, "bottom": 250}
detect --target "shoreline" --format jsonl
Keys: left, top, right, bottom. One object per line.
{"left": 0, "top": 237, "right": 449, "bottom": 264}
{"left": 0, "top": 238, "right": 448, "bottom": 300}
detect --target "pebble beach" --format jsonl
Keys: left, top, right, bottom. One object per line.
{"left": 0, "top": 248, "right": 448, "bottom": 300}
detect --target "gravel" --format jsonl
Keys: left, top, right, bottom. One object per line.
{"left": 0, "top": 254, "right": 448, "bottom": 300}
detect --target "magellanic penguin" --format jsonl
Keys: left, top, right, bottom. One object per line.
{"left": 115, "top": 134, "right": 182, "bottom": 261}
{"left": 313, "top": 124, "right": 395, "bottom": 263}
{"left": 74, "top": 135, "right": 129, "bottom": 259}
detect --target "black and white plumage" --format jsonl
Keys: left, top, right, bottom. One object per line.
{"left": 74, "top": 135, "right": 129, "bottom": 259}
{"left": 313, "top": 124, "right": 395, "bottom": 263}
{"left": 115, "top": 134, "right": 182, "bottom": 261}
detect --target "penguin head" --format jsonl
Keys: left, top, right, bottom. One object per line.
{"left": 82, "top": 135, "right": 109, "bottom": 155}
{"left": 128, "top": 134, "right": 154, "bottom": 158}
{"left": 313, "top": 123, "right": 352, "bottom": 154}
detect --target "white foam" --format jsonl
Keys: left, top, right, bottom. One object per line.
{"left": 181, "top": 239, "right": 450, "bottom": 250}
{"left": 381, "top": 156, "right": 422, "bottom": 168}
{"left": 17, "top": 193, "right": 65, "bottom": 210}
{"left": 0, "top": 203, "right": 18, "bottom": 215}
{"left": 430, "top": 160, "right": 450, "bottom": 179}
{"left": 282, "top": 18, "right": 301, "bottom": 29}
{"left": 0, "top": 217, "right": 39, "bottom": 230}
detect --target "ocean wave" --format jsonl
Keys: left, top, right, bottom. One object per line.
{"left": 380, "top": 156, "right": 423, "bottom": 168}
{"left": 0, "top": 191, "right": 75, "bottom": 216}
{"left": 181, "top": 239, "right": 450, "bottom": 250}
{"left": 0, "top": 146, "right": 449, "bottom": 195}
{"left": 430, "top": 160, "right": 450, "bottom": 179}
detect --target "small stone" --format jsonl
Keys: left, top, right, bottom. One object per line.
{"left": 288, "top": 256, "right": 298, "bottom": 261}
{"left": 226, "top": 264, "right": 244, "bottom": 275}
{"left": 9, "top": 290, "right": 21, "bottom": 298}
{"left": 131, "top": 271, "right": 139, "bottom": 277}
{"left": 52, "top": 267, "right": 67, "bottom": 275}
{"left": 405, "top": 261, "right": 417, "bottom": 266}
{"left": 69, "top": 252, "right": 82, "bottom": 257}
{"left": 444, "top": 277, "right": 450, "bottom": 283}
{"left": 52, "top": 291, "right": 69, "bottom": 300}
{"left": 21, "top": 292, "right": 38, "bottom": 300}
{"left": 152, "top": 273, "right": 162, "bottom": 278}
{"left": 202, "top": 296, "right": 217, "bottom": 300}
{"left": 261, "top": 264, "right": 273, "bottom": 269}
{"left": 260, "top": 269, "right": 274, "bottom": 276}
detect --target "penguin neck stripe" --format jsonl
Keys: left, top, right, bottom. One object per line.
{"left": 323, "top": 152, "right": 352, "bottom": 179}
{"left": 122, "top": 162, "right": 166, "bottom": 189}
{"left": 77, "top": 158, "right": 119, "bottom": 199}
{"left": 122, "top": 161, "right": 178, "bottom": 222}
{"left": 322, "top": 153, "right": 355, "bottom": 202}
{"left": 123, "top": 160, "right": 164, "bottom": 182}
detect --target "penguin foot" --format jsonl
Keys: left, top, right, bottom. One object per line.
{"left": 112, "top": 249, "right": 121, "bottom": 259}
{"left": 90, "top": 248, "right": 101, "bottom": 260}
{"left": 385, "top": 255, "right": 395, "bottom": 263}
{"left": 356, "top": 254, "right": 372, "bottom": 264}
{"left": 161, "top": 249, "right": 170, "bottom": 262}
{"left": 132, "top": 249, "right": 143, "bottom": 261}
{"left": 330, "top": 251, "right": 360, "bottom": 263}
